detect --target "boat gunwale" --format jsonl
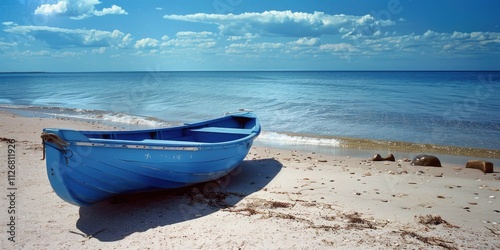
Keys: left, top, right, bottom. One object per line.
{"left": 46, "top": 112, "right": 261, "bottom": 150}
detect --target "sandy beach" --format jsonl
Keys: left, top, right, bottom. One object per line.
{"left": 1, "top": 110, "right": 499, "bottom": 249}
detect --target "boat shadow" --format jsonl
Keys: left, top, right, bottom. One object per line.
{"left": 75, "top": 158, "right": 282, "bottom": 242}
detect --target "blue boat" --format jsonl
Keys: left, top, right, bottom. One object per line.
{"left": 41, "top": 111, "right": 261, "bottom": 206}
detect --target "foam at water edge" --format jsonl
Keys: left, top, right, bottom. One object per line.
{"left": 258, "top": 131, "right": 341, "bottom": 147}
{"left": 0, "top": 104, "right": 174, "bottom": 128}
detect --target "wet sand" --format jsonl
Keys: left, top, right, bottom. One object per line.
{"left": 1, "top": 111, "right": 499, "bottom": 249}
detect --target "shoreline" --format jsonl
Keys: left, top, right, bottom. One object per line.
{"left": 0, "top": 111, "right": 499, "bottom": 248}
{"left": 3, "top": 105, "right": 499, "bottom": 166}
{"left": 259, "top": 131, "right": 500, "bottom": 161}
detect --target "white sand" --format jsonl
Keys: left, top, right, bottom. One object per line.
{"left": 1, "top": 111, "right": 499, "bottom": 249}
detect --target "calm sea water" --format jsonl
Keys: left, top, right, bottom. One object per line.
{"left": 1, "top": 71, "right": 499, "bottom": 152}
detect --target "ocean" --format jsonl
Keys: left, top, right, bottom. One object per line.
{"left": 1, "top": 71, "right": 499, "bottom": 163}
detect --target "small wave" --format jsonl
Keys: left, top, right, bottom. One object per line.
{"left": 98, "top": 113, "right": 172, "bottom": 127}
{"left": 0, "top": 104, "right": 174, "bottom": 128}
{"left": 258, "top": 132, "right": 341, "bottom": 147}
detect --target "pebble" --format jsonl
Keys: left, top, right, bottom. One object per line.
{"left": 489, "top": 196, "right": 496, "bottom": 199}
{"left": 424, "top": 205, "right": 432, "bottom": 208}
{"left": 468, "top": 202, "right": 478, "bottom": 205}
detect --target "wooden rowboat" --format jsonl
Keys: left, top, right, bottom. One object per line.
{"left": 42, "top": 111, "right": 260, "bottom": 206}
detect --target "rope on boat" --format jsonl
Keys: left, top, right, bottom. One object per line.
{"left": 41, "top": 132, "right": 70, "bottom": 162}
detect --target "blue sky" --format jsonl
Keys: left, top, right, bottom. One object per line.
{"left": 0, "top": 0, "right": 499, "bottom": 71}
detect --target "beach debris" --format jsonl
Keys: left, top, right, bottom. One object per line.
{"left": 417, "top": 214, "right": 457, "bottom": 228}
{"left": 0, "top": 137, "right": 15, "bottom": 143}
{"left": 485, "top": 226, "right": 500, "bottom": 236}
{"left": 399, "top": 230, "right": 457, "bottom": 249}
{"left": 411, "top": 154, "right": 442, "bottom": 167}
{"left": 345, "top": 212, "right": 377, "bottom": 229}
{"left": 465, "top": 160, "right": 493, "bottom": 173}
{"left": 371, "top": 153, "right": 395, "bottom": 161}
{"left": 69, "top": 228, "right": 106, "bottom": 240}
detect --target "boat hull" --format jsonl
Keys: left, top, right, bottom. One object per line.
{"left": 43, "top": 112, "right": 260, "bottom": 206}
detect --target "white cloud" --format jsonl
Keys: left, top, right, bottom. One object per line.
{"left": 134, "top": 38, "right": 160, "bottom": 49}
{"left": 320, "top": 43, "right": 356, "bottom": 52}
{"left": 360, "top": 30, "right": 500, "bottom": 55}
{"left": 94, "top": 5, "right": 127, "bottom": 16}
{"left": 4, "top": 25, "right": 132, "bottom": 49}
{"left": 120, "top": 34, "right": 133, "bottom": 48}
{"left": 34, "top": 0, "right": 127, "bottom": 20}
{"left": 291, "top": 37, "right": 320, "bottom": 46}
{"left": 176, "top": 31, "right": 214, "bottom": 38}
{"left": 164, "top": 10, "right": 397, "bottom": 38}
{"left": 225, "top": 42, "right": 284, "bottom": 54}
{"left": 92, "top": 47, "right": 106, "bottom": 54}
{"left": 0, "top": 40, "right": 17, "bottom": 48}
{"left": 161, "top": 31, "right": 217, "bottom": 48}
{"left": 6, "top": 50, "right": 49, "bottom": 58}
{"left": 227, "top": 33, "right": 260, "bottom": 41}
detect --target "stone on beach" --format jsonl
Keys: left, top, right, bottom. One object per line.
{"left": 465, "top": 160, "right": 494, "bottom": 173}
{"left": 411, "top": 154, "right": 442, "bottom": 167}
{"left": 372, "top": 153, "right": 396, "bottom": 161}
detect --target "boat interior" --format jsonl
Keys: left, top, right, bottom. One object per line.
{"left": 83, "top": 115, "right": 258, "bottom": 143}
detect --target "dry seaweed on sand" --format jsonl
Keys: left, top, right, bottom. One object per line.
{"left": 269, "top": 201, "right": 293, "bottom": 209}
{"left": 399, "top": 230, "right": 458, "bottom": 250}
{"left": 417, "top": 214, "right": 459, "bottom": 228}
{"left": 344, "top": 212, "right": 377, "bottom": 229}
